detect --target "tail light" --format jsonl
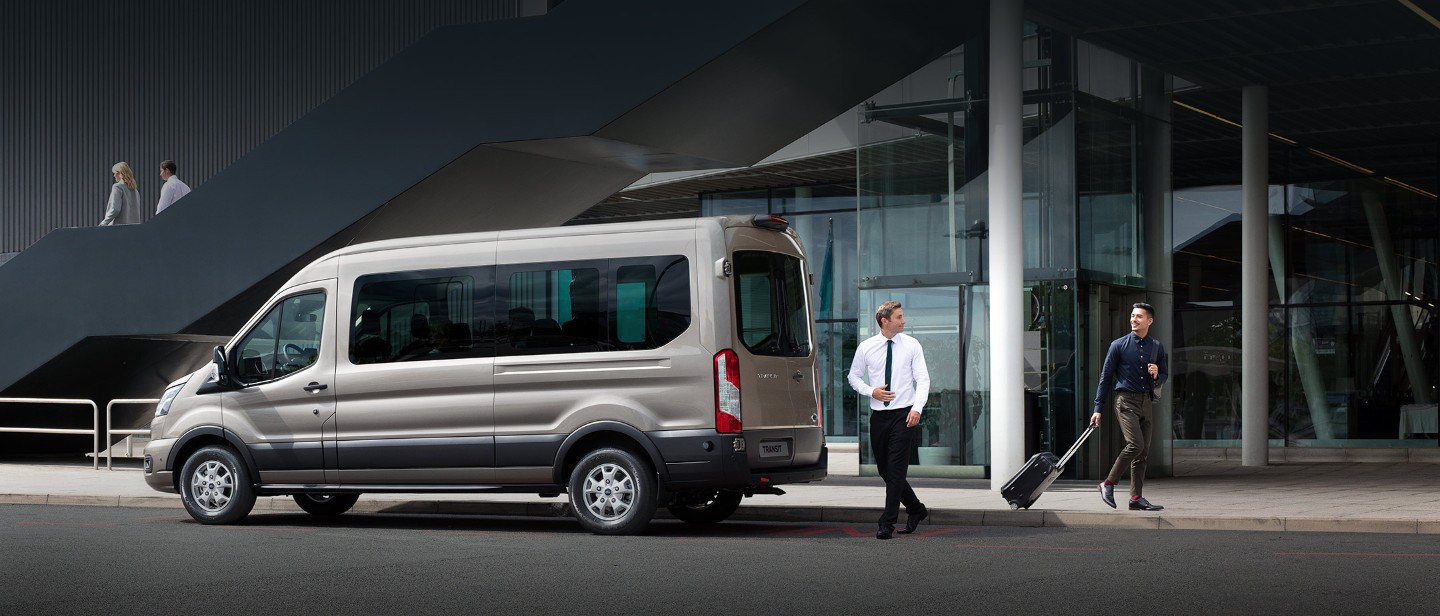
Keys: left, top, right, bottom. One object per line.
{"left": 816, "top": 383, "right": 823, "bottom": 430}
{"left": 714, "top": 349, "right": 742, "bottom": 433}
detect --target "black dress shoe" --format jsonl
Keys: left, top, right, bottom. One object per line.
{"left": 1128, "top": 497, "right": 1164, "bottom": 511}
{"left": 897, "top": 507, "right": 928, "bottom": 535}
{"left": 876, "top": 526, "right": 895, "bottom": 540}
{"left": 1099, "top": 483, "right": 1116, "bottom": 509}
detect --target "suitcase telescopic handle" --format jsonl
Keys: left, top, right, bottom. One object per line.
{"left": 1057, "top": 423, "right": 1097, "bottom": 468}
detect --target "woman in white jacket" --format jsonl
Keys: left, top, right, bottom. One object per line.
{"left": 99, "top": 161, "right": 141, "bottom": 226}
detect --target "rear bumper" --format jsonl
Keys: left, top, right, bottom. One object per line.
{"left": 649, "top": 429, "right": 827, "bottom": 491}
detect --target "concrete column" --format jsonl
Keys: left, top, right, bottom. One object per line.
{"left": 988, "top": 0, "right": 1025, "bottom": 490}
{"left": 1241, "top": 85, "right": 1270, "bottom": 466}
{"left": 1141, "top": 68, "right": 1173, "bottom": 476}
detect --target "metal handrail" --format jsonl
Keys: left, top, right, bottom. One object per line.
{"left": 0, "top": 397, "right": 100, "bottom": 469}
{"left": 105, "top": 398, "right": 159, "bottom": 470}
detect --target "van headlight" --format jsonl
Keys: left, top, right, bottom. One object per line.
{"left": 155, "top": 380, "right": 186, "bottom": 417}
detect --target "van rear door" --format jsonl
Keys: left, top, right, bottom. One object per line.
{"left": 730, "top": 247, "right": 822, "bottom": 469}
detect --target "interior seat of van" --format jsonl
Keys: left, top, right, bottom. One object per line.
{"left": 352, "top": 309, "right": 391, "bottom": 364}
{"left": 395, "top": 314, "right": 433, "bottom": 360}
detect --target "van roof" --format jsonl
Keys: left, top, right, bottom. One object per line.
{"left": 316, "top": 215, "right": 785, "bottom": 261}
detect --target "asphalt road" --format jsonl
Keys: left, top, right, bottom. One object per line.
{"left": 3, "top": 504, "right": 1438, "bottom": 615}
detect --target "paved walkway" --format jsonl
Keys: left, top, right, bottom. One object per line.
{"left": 4, "top": 450, "right": 1439, "bottom": 534}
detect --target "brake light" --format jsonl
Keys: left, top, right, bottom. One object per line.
{"left": 751, "top": 214, "right": 789, "bottom": 231}
{"left": 714, "top": 349, "right": 742, "bottom": 434}
{"left": 816, "top": 385, "right": 823, "bottom": 431}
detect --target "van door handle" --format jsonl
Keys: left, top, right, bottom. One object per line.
{"left": 304, "top": 382, "right": 329, "bottom": 392}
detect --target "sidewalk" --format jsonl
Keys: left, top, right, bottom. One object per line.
{"left": 4, "top": 448, "right": 1440, "bottom": 534}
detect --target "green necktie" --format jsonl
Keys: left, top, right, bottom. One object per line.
{"left": 884, "top": 339, "right": 893, "bottom": 407}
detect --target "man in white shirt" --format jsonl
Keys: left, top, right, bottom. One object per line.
{"left": 155, "top": 159, "right": 192, "bottom": 214}
{"left": 848, "top": 300, "right": 930, "bottom": 540}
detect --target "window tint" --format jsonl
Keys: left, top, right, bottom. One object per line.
{"left": 734, "top": 251, "right": 812, "bottom": 357}
{"left": 350, "top": 267, "right": 495, "bottom": 364}
{"left": 499, "top": 255, "right": 690, "bottom": 356}
{"left": 235, "top": 291, "right": 325, "bottom": 384}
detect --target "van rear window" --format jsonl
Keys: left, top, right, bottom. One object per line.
{"left": 733, "top": 251, "right": 811, "bottom": 357}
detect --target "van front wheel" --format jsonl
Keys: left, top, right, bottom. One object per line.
{"left": 568, "top": 447, "right": 657, "bottom": 535}
{"left": 179, "top": 445, "right": 256, "bottom": 525}
{"left": 667, "top": 490, "right": 743, "bottom": 524}
{"left": 293, "top": 493, "right": 360, "bottom": 516}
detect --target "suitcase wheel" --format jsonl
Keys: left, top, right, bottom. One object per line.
{"left": 1008, "top": 501, "right": 1020, "bottom": 510}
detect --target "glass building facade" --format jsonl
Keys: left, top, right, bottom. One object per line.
{"left": 1173, "top": 180, "right": 1438, "bottom": 446}
{"left": 702, "top": 22, "right": 1438, "bottom": 479}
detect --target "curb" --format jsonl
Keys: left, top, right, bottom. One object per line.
{"left": 4, "top": 493, "right": 1437, "bottom": 534}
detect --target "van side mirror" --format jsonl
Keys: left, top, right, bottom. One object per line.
{"left": 196, "top": 345, "right": 233, "bottom": 394}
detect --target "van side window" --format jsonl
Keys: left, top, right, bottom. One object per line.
{"left": 498, "top": 255, "right": 690, "bottom": 356}
{"left": 234, "top": 291, "right": 325, "bottom": 384}
{"left": 350, "top": 267, "right": 495, "bottom": 364}
{"left": 734, "top": 251, "right": 811, "bottom": 357}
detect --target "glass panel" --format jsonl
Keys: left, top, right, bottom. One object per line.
{"left": 1076, "top": 40, "right": 1135, "bottom": 104}
{"left": 849, "top": 292, "right": 995, "bottom": 467}
{"left": 789, "top": 213, "right": 857, "bottom": 320}
{"left": 700, "top": 190, "right": 768, "bottom": 217}
{"left": 1029, "top": 281, "right": 1079, "bottom": 459}
{"left": 237, "top": 292, "right": 324, "bottom": 384}
{"left": 353, "top": 270, "right": 482, "bottom": 363}
{"left": 1077, "top": 102, "right": 1140, "bottom": 284}
{"left": 857, "top": 101, "right": 982, "bottom": 281}
{"left": 962, "top": 286, "right": 990, "bottom": 466}
{"left": 817, "top": 321, "right": 859, "bottom": 438}
{"left": 733, "top": 251, "right": 810, "bottom": 357}
{"left": 1170, "top": 309, "right": 1243, "bottom": 443}
{"left": 773, "top": 185, "right": 856, "bottom": 214}
{"left": 1022, "top": 110, "right": 1076, "bottom": 273}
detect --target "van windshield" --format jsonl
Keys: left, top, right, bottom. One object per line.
{"left": 733, "top": 251, "right": 811, "bottom": 358}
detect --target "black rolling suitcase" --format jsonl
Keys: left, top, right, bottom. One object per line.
{"left": 1000, "top": 424, "right": 1096, "bottom": 510}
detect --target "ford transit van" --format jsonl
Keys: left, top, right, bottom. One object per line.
{"left": 143, "top": 215, "right": 826, "bottom": 534}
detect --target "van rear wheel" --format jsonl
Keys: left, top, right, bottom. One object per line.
{"left": 568, "top": 447, "right": 657, "bottom": 535}
{"left": 667, "top": 490, "right": 743, "bottom": 524}
{"left": 179, "top": 445, "right": 256, "bottom": 525}
{"left": 293, "top": 493, "right": 360, "bottom": 516}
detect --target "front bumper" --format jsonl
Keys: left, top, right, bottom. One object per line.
{"left": 142, "top": 438, "right": 178, "bottom": 493}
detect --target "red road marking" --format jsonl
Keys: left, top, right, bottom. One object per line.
{"left": 1275, "top": 552, "right": 1440, "bottom": 558}
{"left": 959, "top": 544, "right": 1108, "bottom": 551}
{"left": 18, "top": 521, "right": 115, "bottom": 527}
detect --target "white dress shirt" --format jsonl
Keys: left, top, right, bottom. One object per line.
{"left": 847, "top": 332, "right": 930, "bottom": 413}
{"left": 156, "top": 175, "right": 192, "bottom": 214}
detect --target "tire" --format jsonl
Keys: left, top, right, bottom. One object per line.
{"left": 667, "top": 490, "right": 743, "bottom": 524}
{"left": 293, "top": 493, "right": 360, "bottom": 516}
{"left": 179, "top": 445, "right": 257, "bottom": 525}
{"left": 568, "top": 447, "right": 657, "bottom": 535}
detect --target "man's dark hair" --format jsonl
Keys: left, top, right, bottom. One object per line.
{"left": 161, "top": 160, "right": 177, "bottom": 174}
{"left": 1133, "top": 302, "right": 1155, "bottom": 319}
{"left": 875, "top": 301, "right": 902, "bottom": 326}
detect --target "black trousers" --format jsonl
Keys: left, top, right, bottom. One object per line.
{"left": 870, "top": 406, "right": 923, "bottom": 528}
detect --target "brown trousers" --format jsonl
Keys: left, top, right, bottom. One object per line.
{"left": 1106, "top": 391, "right": 1152, "bottom": 498}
